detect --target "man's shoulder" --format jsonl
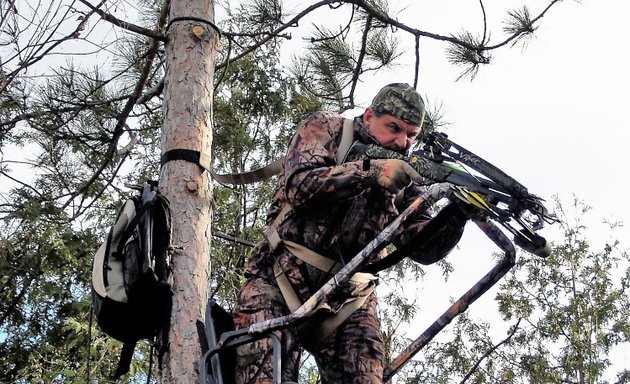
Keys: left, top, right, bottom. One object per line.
{"left": 308, "top": 110, "right": 342, "bottom": 118}
{"left": 302, "top": 111, "right": 351, "bottom": 136}
{"left": 304, "top": 110, "right": 344, "bottom": 123}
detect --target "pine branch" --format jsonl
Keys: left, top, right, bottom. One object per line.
{"left": 482, "top": 0, "right": 558, "bottom": 50}
{"left": 61, "top": 1, "right": 170, "bottom": 215}
{"left": 77, "top": 0, "right": 166, "bottom": 41}
{"left": 460, "top": 318, "right": 522, "bottom": 383}
{"left": 348, "top": 14, "right": 372, "bottom": 109}
{"left": 0, "top": 277, "right": 35, "bottom": 326}
{"left": 0, "top": 1, "right": 101, "bottom": 95}
{"left": 217, "top": 0, "right": 346, "bottom": 69}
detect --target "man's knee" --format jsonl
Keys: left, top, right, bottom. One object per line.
{"left": 233, "top": 277, "right": 287, "bottom": 328}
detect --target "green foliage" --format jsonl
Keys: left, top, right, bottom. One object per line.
{"left": 446, "top": 31, "right": 492, "bottom": 81}
{"left": 0, "top": 0, "right": 168, "bottom": 380}
{"left": 405, "top": 198, "right": 630, "bottom": 383}
{"left": 289, "top": 2, "right": 402, "bottom": 111}
{"left": 210, "top": 42, "right": 322, "bottom": 305}
{"left": 496, "top": 198, "right": 629, "bottom": 383}
{"left": 503, "top": 6, "right": 537, "bottom": 48}
{"left": 0, "top": 189, "right": 99, "bottom": 382}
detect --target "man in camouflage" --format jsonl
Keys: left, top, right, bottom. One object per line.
{"left": 233, "top": 83, "right": 470, "bottom": 383}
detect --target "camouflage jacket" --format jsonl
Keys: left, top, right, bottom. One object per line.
{"left": 244, "top": 111, "right": 466, "bottom": 280}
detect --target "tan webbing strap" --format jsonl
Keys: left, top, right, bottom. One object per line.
{"left": 306, "top": 279, "right": 377, "bottom": 346}
{"left": 211, "top": 158, "right": 283, "bottom": 185}
{"left": 263, "top": 118, "right": 354, "bottom": 252}
{"left": 263, "top": 204, "right": 293, "bottom": 252}
{"left": 210, "top": 116, "right": 354, "bottom": 185}
{"left": 273, "top": 242, "right": 379, "bottom": 345}
{"left": 274, "top": 259, "right": 378, "bottom": 345}
{"left": 283, "top": 240, "right": 341, "bottom": 274}
{"left": 161, "top": 148, "right": 283, "bottom": 185}
{"left": 273, "top": 261, "right": 302, "bottom": 312}
{"left": 264, "top": 117, "right": 367, "bottom": 342}
{"left": 336, "top": 118, "right": 355, "bottom": 164}
{"left": 264, "top": 225, "right": 282, "bottom": 253}
{"left": 161, "top": 118, "right": 353, "bottom": 187}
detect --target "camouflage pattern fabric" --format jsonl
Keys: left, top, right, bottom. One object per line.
{"left": 314, "top": 293, "right": 384, "bottom": 383}
{"left": 370, "top": 83, "right": 426, "bottom": 127}
{"left": 233, "top": 110, "right": 467, "bottom": 383}
{"left": 233, "top": 277, "right": 300, "bottom": 384}
{"left": 233, "top": 251, "right": 382, "bottom": 384}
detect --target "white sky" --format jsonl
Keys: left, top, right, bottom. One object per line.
{"left": 310, "top": 0, "right": 630, "bottom": 379}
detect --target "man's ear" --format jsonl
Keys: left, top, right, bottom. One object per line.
{"left": 363, "top": 106, "right": 374, "bottom": 126}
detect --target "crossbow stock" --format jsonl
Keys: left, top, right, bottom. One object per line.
{"left": 346, "top": 131, "right": 558, "bottom": 258}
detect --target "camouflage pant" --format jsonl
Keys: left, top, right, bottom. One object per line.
{"left": 232, "top": 252, "right": 385, "bottom": 384}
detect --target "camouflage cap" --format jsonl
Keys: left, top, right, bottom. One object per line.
{"left": 370, "top": 83, "right": 426, "bottom": 127}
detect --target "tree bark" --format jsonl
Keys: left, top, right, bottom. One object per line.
{"left": 159, "top": 0, "right": 218, "bottom": 382}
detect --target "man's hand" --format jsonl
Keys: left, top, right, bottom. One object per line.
{"left": 426, "top": 182, "right": 454, "bottom": 203}
{"left": 369, "top": 159, "right": 423, "bottom": 193}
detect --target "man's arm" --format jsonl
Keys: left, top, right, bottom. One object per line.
{"left": 284, "top": 112, "right": 424, "bottom": 208}
{"left": 400, "top": 202, "right": 468, "bottom": 265}
{"left": 283, "top": 112, "right": 376, "bottom": 208}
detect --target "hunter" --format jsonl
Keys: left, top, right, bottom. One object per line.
{"left": 233, "top": 83, "right": 471, "bottom": 383}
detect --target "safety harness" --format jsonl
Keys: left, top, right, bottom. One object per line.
{"left": 261, "top": 118, "right": 378, "bottom": 344}
{"left": 162, "top": 117, "right": 377, "bottom": 342}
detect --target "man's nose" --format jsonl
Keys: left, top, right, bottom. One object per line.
{"left": 395, "top": 135, "right": 407, "bottom": 149}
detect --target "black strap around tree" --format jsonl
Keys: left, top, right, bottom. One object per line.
{"left": 161, "top": 148, "right": 211, "bottom": 172}
{"left": 161, "top": 148, "right": 284, "bottom": 185}
{"left": 160, "top": 119, "right": 354, "bottom": 186}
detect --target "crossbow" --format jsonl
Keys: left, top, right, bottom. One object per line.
{"left": 342, "top": 132, "right": 559, "bottom": 379}
{"left": 197, "top": 131, "right": 559, "bottom": 383}
{"left": 346, "top": 131, "right": 558, "bottom": 258}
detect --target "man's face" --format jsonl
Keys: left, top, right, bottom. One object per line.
{"left": 363, "top": 107, "right": 422, "bottom": 152}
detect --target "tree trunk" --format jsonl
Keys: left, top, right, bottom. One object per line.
{"left": 159, "top": 0, "right": 218, "bottom": 381}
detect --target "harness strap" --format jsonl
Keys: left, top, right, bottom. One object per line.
{"left": 212, "top": 158, "right": 283, "bottom": 185}
{"left": 264, "top": 118, "right": 355, "bottom": 253}
{"left": 160, "top": 148, "right": 283, "bottom": 185}
{"left": 283, "top": 240, "right": 341, "bottom": 274}
{"left": 263, "top": 204, "right": 292, "bottom": 252}
{"left": 336, "top": 117, "right": 355, "bottom": 164}
{"left": 273, "top": 262, "right": 302, "bottom": 313}
{"left": 305, "top": 283, "right": 375, "bottom": 347}
{"left": 273, "top": 244, "right": 377, "bottom": 345}
{"left": 161, "top": 148, "right": 212, "bottom": 171}
{"left": 161, "top": 118, "right": 355, "bottom": 186}
{"left": 264, "top": 118, "right": 365, "bottom": 342}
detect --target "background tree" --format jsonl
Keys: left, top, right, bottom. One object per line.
{"left": 210, "top": 52, "right": 322, "bottom": 305}
{"left": 398, "top": 198, "right": 630, "bottom": 383}
{"left": 0, "top": 0, "right": 573, "bottom": 381}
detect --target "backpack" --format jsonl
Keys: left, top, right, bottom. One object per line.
{"left": 91, "top": 182, "right": 173, "bottom": 379}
